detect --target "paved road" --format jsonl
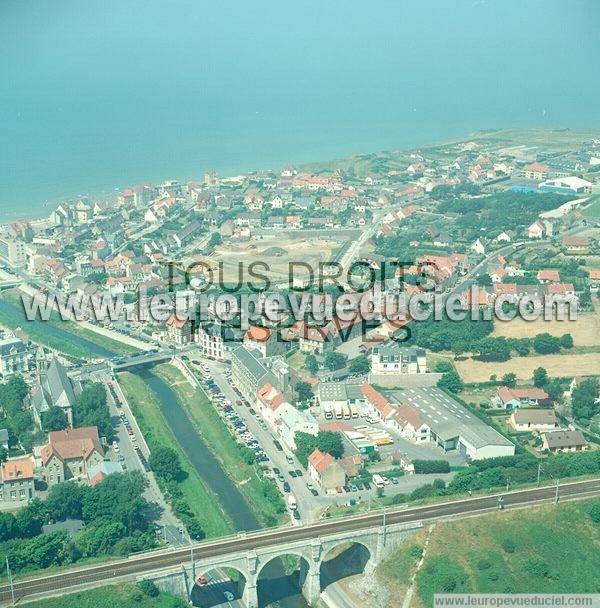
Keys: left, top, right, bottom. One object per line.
{"left": 2, "top": 478, "right": 598, "bottom": 606}
{"left": 202, "top": 357, "right": 334, "bottom": 523}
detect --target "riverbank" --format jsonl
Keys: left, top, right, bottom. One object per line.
{"left": 117, "top": 370, "right": 234, "bottom": 538}
{"left": 155, "top": 363, "right": 287, "bottom": 528}
{"left": 0, "top": 289, "right": 137, "bottom": 358}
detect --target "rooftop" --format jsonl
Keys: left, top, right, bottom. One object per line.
{"left": 391, "top": 387, "right": 513, "bottom": 450}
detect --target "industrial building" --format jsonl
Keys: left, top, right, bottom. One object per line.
{"left": 390, "top": 387, "right": 515, "bottom": 460}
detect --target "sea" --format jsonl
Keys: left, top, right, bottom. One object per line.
{"left": 1, "top": 0, "right": 600, "bottom": 223}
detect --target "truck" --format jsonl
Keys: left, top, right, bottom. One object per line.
{"left": 334, "top": 403, "right": 343, "bottom": 420}
{"left": 342, "top": 405, "right": 351, "bottom": 420}
{"left": 287, "top": 494, "right": 297, "bottom": 510}
{"left": 323, "top": 403, "right": 333, "bottom": 420}
{"left": 372, "top": 474, "right": 385, "bottom": 489}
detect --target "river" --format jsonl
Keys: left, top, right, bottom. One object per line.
{"left": 134, "top": 368, "right": 308, "bottom": 608}
{"left": 0, "top": 296, "right": 117, "bottom": 359}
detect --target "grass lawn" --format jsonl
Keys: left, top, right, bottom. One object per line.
{"left": 378, "top": 499, "right": 600, "bottom": 608}
{"left": 21, "top": 584, "right": 185, "bottom": 608}
{"left": 116, "top": 371, "right": 233, "bottom": 538}
{"left": 154, "top": 364, "right": 286, "bottom": 528}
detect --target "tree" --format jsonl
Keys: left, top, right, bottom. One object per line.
{"left": 208, "top": 232, "right": 222, "bottom": 247}
{"left": 46, "top": 482, "right": 88, "bottom": 522}
{"left": 473, "top": 337, "right": 511, "bottom": 362}
{"left": 533, "top": 367, "right": 548, "bottom": 388}
{"left": 137, "top": 580, "right": 160, "bottom": 598}
{"left": 317, "top": 431, "right": 344, "bottom": 458}
{"left": 349, "top": 355, "right": 370, "bottom": 374}
{"left": 560, "top": 333, "right": 573, "bottom": 349}
{"left": 73, "top": 382, "right": 112, "bottom": 439}
{"left": 41, "top": 407, "right": 68, "bottom": 432}
{"left": 571, "top": 378, "right": 600, "bottom": 421}
{"left": 294, "top": 431, "right": 344, "bottom": 465}
{"left": 0, "top": 512, "right": 17, "bottom": 542}
{"left": 149, "top": 445, "right": 185, "bottom": 483}
{"left": 437, "top": 371, "right": 464, "bottom": 394}
{"left": 588, "top": 501, "right": 600, "bottom": 525}
{"left": 305, "top": 354, "right": 319, "bottom": 376}
{"left": 295, "top": 381, "right": 313, "bottom": 404}
{"left": 533, "top": 333, "right": 561, "bottom": 354}
{"left": 324, "top": 351, "right": 347, "bottom": 371}
{"left": 501, "top": 373, "right": 517, "bottom": 388}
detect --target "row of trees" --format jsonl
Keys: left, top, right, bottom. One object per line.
{"left": 147, "top": 445, "right": 205, "bottom": 540}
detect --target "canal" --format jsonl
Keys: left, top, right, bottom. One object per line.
{"left": 134, "top": 368, "right": 308, "bottom": 608}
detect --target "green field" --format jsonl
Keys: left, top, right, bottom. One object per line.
{"left": 378, "top": 499, "right": 600, "bottom": 607}
{"left": 582, "top": 195, "right": 600, "bottom": 219}
{"left": 117, "top": 370, "right": 233, "bottom": 538}
{"left": 21, "top": 584, "right": 185, "bottom": 608}
{"left": 154, "top": 364, "right": 286, "bottom": 528}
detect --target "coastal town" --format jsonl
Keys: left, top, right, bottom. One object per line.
{"left": 0, "top": 128, "right": 599, "bottom": 607}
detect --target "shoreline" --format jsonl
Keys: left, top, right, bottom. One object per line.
{"left": 4, "top": 124, "right": 599, "bottom": 226}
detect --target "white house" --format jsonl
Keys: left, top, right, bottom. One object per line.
{"left": 527, "top": 221, "right": 545, "bottom": 239}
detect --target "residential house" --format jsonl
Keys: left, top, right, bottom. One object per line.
{"left": 360, "top": 383, "right": 397, "bottom": 422}
{"left": 522, "top": 162, "right": 549, "bottom": 181}
{"left": 0, "top": 336, "right": 27, "bottom": 376}
{"left": 537, "top": 269, "right": 561, "bottom": 283}
{"left": 307, "top": 449, "right": 346, "bottom": 493}
{"left": 509, "top": 409, "right": 559, "bottom": 432}
{"left": 389, "top": 403, "right": 431, "bottom": 442}
{"left": 542, "top": 430, "right": 588, "bottom": 453}
{"left": 40, "top": 427, "right": 104, "bottom": 486}
{"left": 588, "top": 269, "right": 600, "bottom": 293}
{"left": 274, "top": 403, "right": 318, "bottom": 451}
{"left": 370, "top": 343, "right": 426, "bottom": 375}
{"left": 165, "top": 314, "right": 195, "bottom": 345}
{"left": 243, "top": 325, "right": 278, "bottom": 358}
{"left": 470, "top": 237, "right": 488, "bottom": 255}
{"left": 493, "top": 386, "right": 550, "bottom": 410}
{"left": 0, "top": 456, "right": 35, "bottom": 504}
{"left": 527, "top": 221, "right": 545, "bottom": 239}
{"left": 198, "top": 322, "right": 229, "bottom": 360}
{"left": 257, "top": 383, "right": 284, "bottom": 424}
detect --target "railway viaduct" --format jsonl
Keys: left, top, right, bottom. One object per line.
{"left": 150, "top": 519, "right": 422, "bottom": 607}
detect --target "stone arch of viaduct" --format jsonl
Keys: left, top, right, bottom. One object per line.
{"left": 149, "top": 520, "right": 423, "bottom": 607}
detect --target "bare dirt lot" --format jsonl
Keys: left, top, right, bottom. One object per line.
{"left": 455, "top": 352, "right": 600, "bottom": 383}
{"left": 492, "top": 303, "right": 600, "bottom": 348}
{"left": 211, "top": 233, "right": 349, "bottom": 283}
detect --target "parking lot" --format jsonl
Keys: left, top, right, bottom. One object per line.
{"left": 186, "top": 355, "right": 459, "bottom": 522}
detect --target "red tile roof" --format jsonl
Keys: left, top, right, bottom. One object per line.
{"left": 41, "top": 426, "right": 102, "bottom": 465}
{"left": 2, "top": 456, "right": 34, "bottom": 481}
{"left": 360, "top": 382, "right": 395, "bottom": 418}
{"left": 308, "top": 449, "right": 335, "bottom": 475}
{"left": 245, "top": 325, "right": 272, "bottom": 342}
